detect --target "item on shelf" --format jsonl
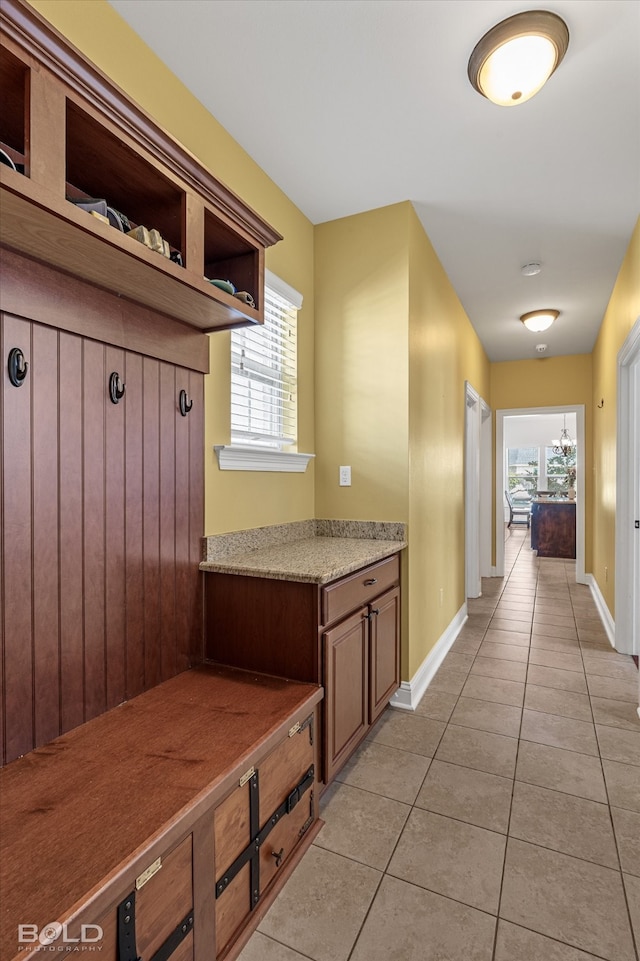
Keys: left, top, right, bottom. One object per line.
{"left": 69, "top": 197, "right": 130, "bottom": 232}
{"left": 0, "top": 148, "right": 17, "bottom": 170}
{"left": 170, "top": 250, "right": 184, "bottom": 267}
{"left": 208, "top": 278, "right": 236, "bottom": 295}
{"left": 234, "top": 290, "right": 255, "bottom": 308}
{"left": 127, "top": 224, "right": 152, "bottom": 248}
{"left": 90, "top": 209, "right": 110, "bottom": 226}
{"left": 71, "top": 196, "right": 108, "bottom": 218}
{"left": 107, "top": 206, "right": 130, "bottom": 231}
{"left": 149, "top": 228, "right": 169, "bottom": 257}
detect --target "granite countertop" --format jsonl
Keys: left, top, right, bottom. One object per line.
{"left": 199, "top": 520, "right": 407, "bottom": 584}
{"left": 533, "top": 497, "right": 576, "bottom": 504}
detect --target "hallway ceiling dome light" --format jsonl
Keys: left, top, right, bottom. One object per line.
{"left": 520, "top": 308, "right": 559, "bottom": 332}
{"left": 468, "top": 10, "right": 570, "bottom": 107}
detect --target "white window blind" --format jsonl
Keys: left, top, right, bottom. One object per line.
{"left": 231, "top": 274, "right": 300, "bottom": 448}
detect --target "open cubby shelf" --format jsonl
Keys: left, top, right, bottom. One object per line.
{"left": 0, "top": 0, "right": 281, "bottom": 332}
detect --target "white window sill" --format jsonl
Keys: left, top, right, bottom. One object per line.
{"left": 214, "top": 445, "right": 315, "bottom": 473}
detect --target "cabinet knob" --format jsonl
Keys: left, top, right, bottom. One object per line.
{"left": 271, "top": 847, "right": 284, "bottom": 867}
{"left": 364, "top": 578, "right": 377, "bottom": 586}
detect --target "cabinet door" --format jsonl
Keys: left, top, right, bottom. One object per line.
{"left": 214, "top": 717, "right": 315, "bottom": 958}
{"left": 323, "top": 609, "right": 368, "bottom": 783}
{"left": 369, "top": 587, "right": 400, "bottom": 725}
{"left": 90, "top": 836, "right": 194, "bottom": 961}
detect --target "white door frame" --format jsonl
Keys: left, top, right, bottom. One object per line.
{"left": 465, "top": 382, "right": 492, "bottom": 597}
{"left": 480, "top": 399, "right": 492, "bottom": 578}
{"left": 495, "top": 405, "right": 586, "bottom": 583}
{"left": 615, "top": 316, "right": 640, "bottom": 656}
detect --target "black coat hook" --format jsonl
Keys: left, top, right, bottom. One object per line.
{"left": 8, "top": 347, "right": 28, "bottom": 387}
{"left": 109, "top": 372, "right": 125, "bottom": 404}
{"left": 597, "top": 398, "right": 604, "bottom": 408}
{"left": 179, "top": 389, "right": 193, "bottom": 417}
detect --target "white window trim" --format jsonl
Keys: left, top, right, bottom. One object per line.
{"left": 214, "top": 445, "right": 314, "bottom": 472}
{"left": 218, "top": 270, "right": 314, "bottom": 472}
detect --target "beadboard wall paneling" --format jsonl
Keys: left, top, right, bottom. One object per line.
{"left": 1, "top": 310, "right": 205, "bottom": 767}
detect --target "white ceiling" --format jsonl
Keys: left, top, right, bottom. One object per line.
{"left": 108, "top": 0, "right": 640, "bottom": 362}
{"left": 504, "top": 412, "right": 577, "bottom": 448}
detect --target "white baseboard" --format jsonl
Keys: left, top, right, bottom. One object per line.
{"left": 585, "top": 574, "right": 616, "bottom": 648}
{"left": 390, "top": 603, "right": 468, "bottom": 712}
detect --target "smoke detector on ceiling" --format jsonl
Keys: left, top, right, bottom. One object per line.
{"left": 535, "top": 344, "right": 547, "bottom": 353}
{"left": 521, "top": 262, "right": 542, "bottom": 276}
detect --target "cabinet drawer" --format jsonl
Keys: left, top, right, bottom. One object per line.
{"left": 321, "top": 555, "right": 399, "bottom": 627}
{"left": 93, "top": 835, "right": 194, "bottom": 961}
{"left": 214, "top": 715, "right": 315, "bottom": 957}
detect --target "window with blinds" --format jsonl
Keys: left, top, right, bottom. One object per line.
{"left": 231, "top": 276, "right": 299, "bottom": 448}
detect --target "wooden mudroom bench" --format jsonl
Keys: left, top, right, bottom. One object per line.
{"left": 0, "top": 665, "right": 323, "bottom": 961}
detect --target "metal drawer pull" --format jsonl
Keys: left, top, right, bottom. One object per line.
{"left": 364, "top": 578, "right": 377, "bottom": 586}
{"left": 271, "top": 847, "right": 284, "bottom": 867}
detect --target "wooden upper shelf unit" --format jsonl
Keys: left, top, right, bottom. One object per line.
{"left": 0, "top": 0, "right": 282, "bottom": 332}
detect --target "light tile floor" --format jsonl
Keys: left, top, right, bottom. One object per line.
{"left": 238, "top": 527, "right": 640, "bottom": 961}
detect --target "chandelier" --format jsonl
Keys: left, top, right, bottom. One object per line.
{"left": 552, "top": 416, "right": 574, "bottom": 457}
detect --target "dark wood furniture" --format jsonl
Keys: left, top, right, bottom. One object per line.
{"left": 531, "top": 500, "right": 576, "bottom": 558}
{"left": 0, "top": 0, "right": 281, "bottom": 767}
{"left": 0, "top": 665, "right": 323, "bottom": 961}
{"left": 204, "top": 554, "right": 401, "bottom": 784}
{"left": 0, "top": 0, "right": 281, "bottom": 332}
{"left": 1, "top": 6, "right": 310, "bottom": 958}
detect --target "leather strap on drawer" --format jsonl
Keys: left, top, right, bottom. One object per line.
{"left": 149, "top": 911, "right": 194, "bottom": 961}
{"left": 215, "top": 765, "right": 314, "bottom": 900}
{"left": 117, "top": 890, "right": 193, "bottom": 961}
{"left": 117, "top": 891, "right": 141, "bottom": 961}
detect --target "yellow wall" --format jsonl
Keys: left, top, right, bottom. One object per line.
{"left": 490, "top": 355, "right": 593, "bottom": 571}
{"left": 591, "top": 217, "right": 640, "bottom": 613}
{"left": 29, "top": 0, "right": 316, "bottom": 534}
{"left": 407, "top": 208, "right": 490, "bottom": 678}
{"left": 314, "top": 203, "right": 490, "bottom": 680}
{"left": 314, "top": 204, "right": 410, "bottom": 521}
{"left": 30, "top": 1, "right": 636, "bottom": 679}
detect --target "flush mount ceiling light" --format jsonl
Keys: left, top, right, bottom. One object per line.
{"left": 520, "top": 308, "right": 559, "bottom": 332}
{"left": 468, "top": 10, "right": 569, "bottom": 107}
{"left": 521, "top": 262, "right": 542, "bottom": 276}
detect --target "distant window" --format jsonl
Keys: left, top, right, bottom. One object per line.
{"left": 545, "top": 446, "right": 577, "bottom": 492}
{"left": 230, "top": 273, "right": 301, "bottom": 449}
{"left": 507, "top": 447, "right": 539, "bottom": 494}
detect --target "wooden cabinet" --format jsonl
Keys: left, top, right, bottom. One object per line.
{"left": 0, "top": 0, "right": 281, "bottom": 332}
{"left": 323, "top": 581, "right": 400, "bottom": 783}
{"left": 0, "top": 666, "right": 323, "bottom": 961}
{"left": 214, "top": 716, "right": 315, "bottom": 957}
{"left": 324, "top": 609, "right": 369, "bottom": 782}
{"left": 531, "top": 500, "right": 576, "bottom": 558}
{"left": 92, "top": 836, "right": 196, "bottom": 961}
{"left": 204, "top": 554, "right": 401, "bottom": 785}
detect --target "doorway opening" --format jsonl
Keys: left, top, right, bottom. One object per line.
{"left": 465, "top": 382, "right": 491, "bottom": 598}
{"left": 495, "top": 406, "right": 586, "bottom": 583}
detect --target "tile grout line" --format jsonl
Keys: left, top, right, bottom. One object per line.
{"left": 574, "top": 586, "right": 640, "bottom": 961}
